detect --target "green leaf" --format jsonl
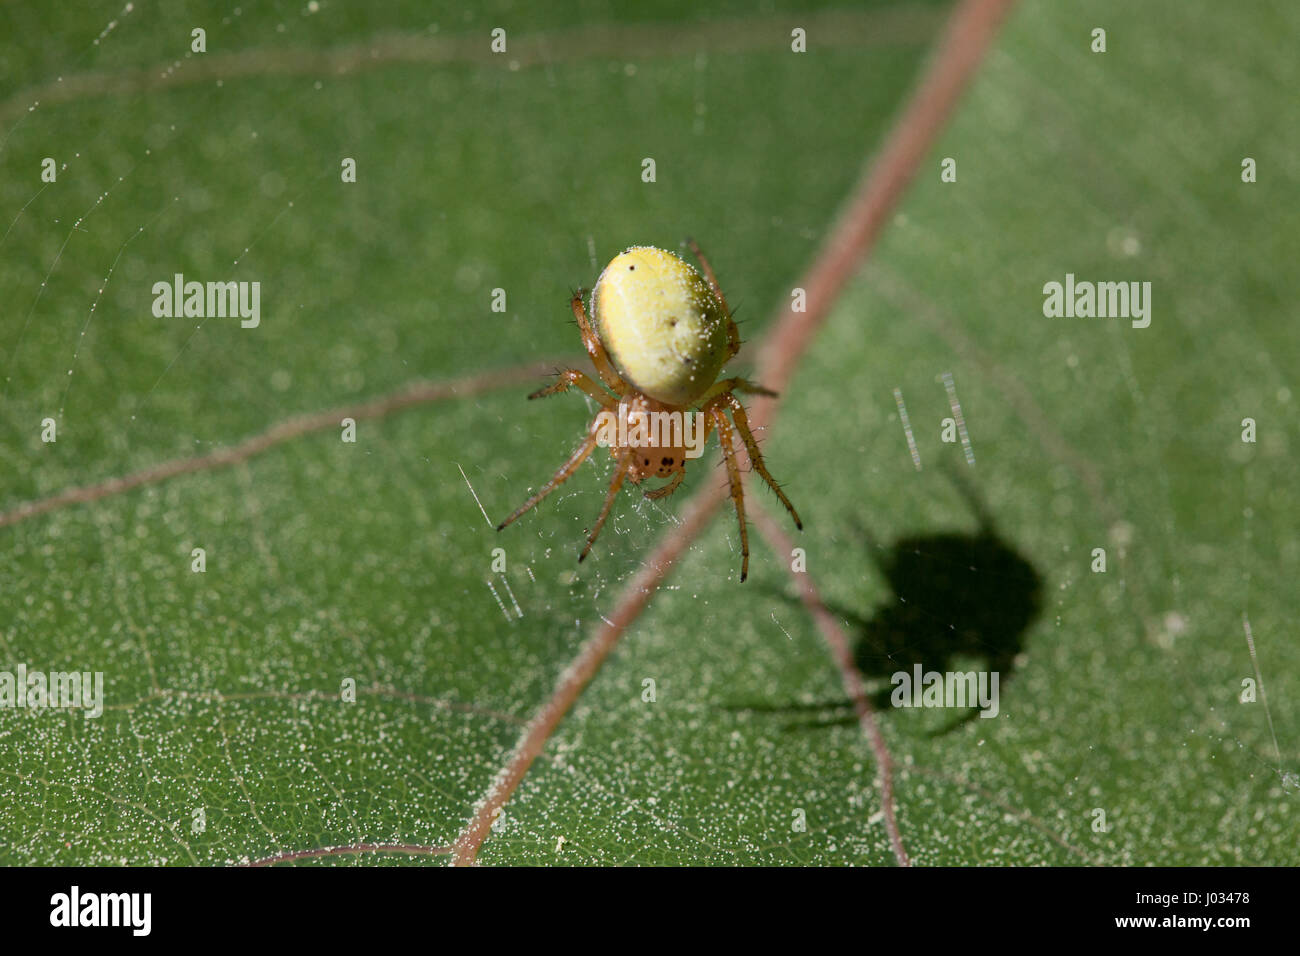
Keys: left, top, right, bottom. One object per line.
{"left": 1, "top": 0, "right": 1295, "bottom": 866}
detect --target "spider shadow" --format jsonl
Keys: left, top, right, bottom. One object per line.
{"left": 733, "top": 466, "right": 1043, "bottom": 737}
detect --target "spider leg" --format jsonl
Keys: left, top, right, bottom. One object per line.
{"left": 571, "top": 292, "right": 629, "bottom": 396}
{"left": 694, "top": 376, "right": 778, "bottom": 408}
{"left": 643, "top": 469, "right": 685, "bottom": 500}
{"left": 496, "top": 420, "right": 601, "bottom": 531}
{"left": 579, "top": 446, "right": 634, "bottom": 562}
{"left": 529, "top": 368, "right": 618, "bottom": 407}
{"left": 708, "top": 402, "right": 750, "bottom": 582}
{"left": 720, "top": 392, "right": 803, "bottom": 530}
{"left": 685, "top": 238, "right": 741, "bottom": 360}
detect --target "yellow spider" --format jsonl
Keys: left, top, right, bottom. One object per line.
{"left": 497, "top": 240, "right": 802, "bottom": 581}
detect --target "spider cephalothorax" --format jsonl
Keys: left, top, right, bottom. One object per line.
{"left": 496, "top": 241, "right": 802, "bottom": 581}
{"left": 604, "top": 392, "right": 691, "bottom": 482}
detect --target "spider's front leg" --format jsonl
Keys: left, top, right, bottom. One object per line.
{"left": 707, "top": 401, "right": 750, "bottom": 582}
{"left": 496, "top": 417, "right": 603, "bottom": 531}
{"left": 579, "top": 445, "right": 635, "bottom": 562}
{"left": 643, "top": 470, "right": 685, "bottom": 500}
{"left": 718, "top": 392, "right": 803, "bottom": 530}
{"left": 704, "top": 389, "right": 803, "bottom": 581}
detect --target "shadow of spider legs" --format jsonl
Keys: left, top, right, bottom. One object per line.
{"left": 728, "top": 469, "right": 1043, "bottom": 736}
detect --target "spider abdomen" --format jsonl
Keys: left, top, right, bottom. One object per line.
{"left": 592, "top": 246, "right": 731, "bottom": 407}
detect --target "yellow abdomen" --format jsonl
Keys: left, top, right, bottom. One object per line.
{"left": 592, "top": 246, "right": 730, "bottom": 407}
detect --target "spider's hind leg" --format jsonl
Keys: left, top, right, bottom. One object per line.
{"left": 529, "top": 368, "right": 617, "bottom": 407}
{"left": 685, "top": 238, "right": 741, "bottom": 361}
{"left": 695, "top": 377, "right": 777, "bottom": 407}
{"left": 571, "top": 292, "right": 629, "bottom": 396}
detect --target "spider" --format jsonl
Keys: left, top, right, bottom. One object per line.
{"left": 496, "top": 240, "right": 802, "bottom": 581}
